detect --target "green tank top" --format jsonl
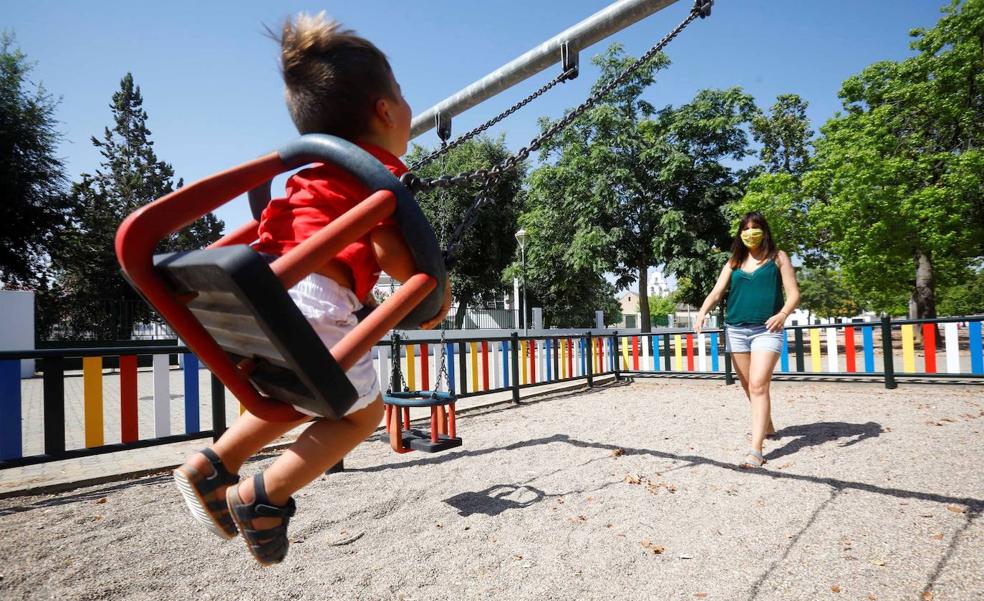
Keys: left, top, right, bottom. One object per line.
{"left": 725, "top": 260, "right": 784, "bottom": 326}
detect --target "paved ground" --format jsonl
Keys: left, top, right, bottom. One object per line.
{"left": 0, "top": 378, "right": 981, "bottom": 600}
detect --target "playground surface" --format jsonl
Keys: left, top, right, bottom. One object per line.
{"left": 1, "top": 378, "right": 982, "bottom": 601}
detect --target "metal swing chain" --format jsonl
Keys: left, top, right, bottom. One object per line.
{"left": 408, "top": 65, "right": 579, "bottom": 171}
{"left": 400, "top": 0, "right": 712, "bottom": 256}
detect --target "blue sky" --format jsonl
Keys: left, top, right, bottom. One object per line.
{"left": 7, "top": 0, "right": 946, "bottom": 236}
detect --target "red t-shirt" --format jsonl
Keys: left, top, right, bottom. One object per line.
{"left": 253, "top": 143, "right": 408, "bottom": 302}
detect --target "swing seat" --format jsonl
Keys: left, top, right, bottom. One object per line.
{"left": 380, "top": 391, "right": 462, "bottom": 453}
{"left": 154, "top": 245, "right": 357, "bottom": 418}
{"left": 116, "top": 135, "right": 448, "bottom": 422}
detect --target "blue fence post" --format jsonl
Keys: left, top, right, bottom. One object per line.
{"left": 863, "top": 325, "right": 875, "bottom": 373}
{"left": 969, "top": 321, "right": 983, "bottom": 375}
{"left": 183, "top": 353, "right": 200, "bottom": 434}
{"left": 710, "top": 332, "right": 719, "bottom": 372}
{"left": 585, "top": 332, "right": 594, "bottom": 388}
{"left": 447, "top": 342, "right": 456, "bottom": 395}
{"left": 0, "top": 361, "right": 22, "bottom": 461}
{"left": 546, "top": 338, "right": 553, "bottom": 381}
{"left": 501, "top": 340, "right": 510, "bottom": 390}
{"left": 780, "top": 330, "right": 789, "bottom": 372}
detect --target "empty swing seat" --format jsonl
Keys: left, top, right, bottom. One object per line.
{"left": 380, "top": 391, "right": 462, "bottom": 453}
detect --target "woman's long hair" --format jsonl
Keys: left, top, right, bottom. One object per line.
{"left": 728, "top": 211, "right": 778, "bottom": 269}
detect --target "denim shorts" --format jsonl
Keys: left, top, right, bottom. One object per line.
{"left": 725, "top": 324, "right": 783, "bottom": 354}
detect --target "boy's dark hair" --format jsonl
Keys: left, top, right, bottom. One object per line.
{"left": 273, "top": 13, "right": 395, "bottom": 139}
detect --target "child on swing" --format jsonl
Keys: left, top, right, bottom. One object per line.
{"left": 172, "top": 12, "right": 451, "bottom": 566}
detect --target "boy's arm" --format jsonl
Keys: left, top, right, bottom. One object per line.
{"left": 371, "top": 224, "right": 452, "bottom": 329}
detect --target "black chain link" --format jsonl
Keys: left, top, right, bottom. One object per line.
{"left": 400, "top": 1, "right": 709, "bottom": 264}
{"left": 408, "top": 67, "right": 578, "bottom": 171}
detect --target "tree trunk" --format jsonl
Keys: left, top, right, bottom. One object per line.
{"left": 910, "top": 249, "right": 937, "bottom": 320}
{"left": 638, "top": 261, "right": 651, "bottom": 333}
{"left": 454, "top": 298, "right": 467, "bottom": 329}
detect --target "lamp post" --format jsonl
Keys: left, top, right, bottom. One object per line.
{"left": 515, "top": 228, "right": 527, "bottom": 335}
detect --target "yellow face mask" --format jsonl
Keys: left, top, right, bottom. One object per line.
{"left": 740, "top": 227, "right": 764, "bottom": 249}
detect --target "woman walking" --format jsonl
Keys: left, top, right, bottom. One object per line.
{"left": 694, "top": 212, "right": 800, "bottom": 468}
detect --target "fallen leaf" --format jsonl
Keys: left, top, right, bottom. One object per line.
{"left": 831, "top": 584, "right": 841, "bottom": 593}
{"left": 640, "top": 539, "right": 665, "bottom": 555}
{"left": 922, "top": 592, "right": 934, "bottom": 600}
{"left": 946, "top": 504, "right": 966, "bottom": 514}
{"left": 870, "top": 559, "right": 885, "bottom": 567}
{"left": 867, "top": 594, "right": 877, "bottom": 600}
{"left": 513, "top": 554, "right": 523, "bottom": 560}
{"left": 95, "top": 498, "right": 107, "bottom": 504}
{"left": 931, "top": 533, "right": 944, "bottom": 541}
{"left": 694, "top": 593, "right": 707, "bottom": 599}
{"left": 625, "top": 474, "right": 642, "bottom": 485}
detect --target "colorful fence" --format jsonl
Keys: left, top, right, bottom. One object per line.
{"left": 1, "top": 316, "right": 981, "bottom": 468}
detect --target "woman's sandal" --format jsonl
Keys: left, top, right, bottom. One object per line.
{"left": 173, "top": 448, "right": 240, "bottom": 540}
{"left": 739, "top": 449, "right": 766, "bottom": 469}
{"left": 226, "top": 473, "right": 297, "bottom": 566}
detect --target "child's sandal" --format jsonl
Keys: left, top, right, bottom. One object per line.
{"left": 173, "top": 448, "right": 240, "bottom": 539}
{"left": 226, "top": 474, "right": 297, "bottom": 566}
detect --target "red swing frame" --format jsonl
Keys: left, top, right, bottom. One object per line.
{"left": 115, "top": 152, "right": 437, "bottom": 422}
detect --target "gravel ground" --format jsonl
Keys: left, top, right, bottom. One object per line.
{"left": 1, "top": 378, "right": 982, "bottom": 601}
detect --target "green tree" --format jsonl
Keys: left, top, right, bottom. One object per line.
{"left": 937, "top": 264, "right": 984, "bottom": 316}
{"left": 734, "top": 95, "right": 817, "bottom": 259}
{"left": 648, "top": 292, "right": 676, "bottom": 325}
{"left": 405, "top": 135, "right": 524, "bottom": 327}
{"left": 0, "top": 33, "right": 66, "bottom": 290}
{"left": 509, "top": 165, "right": 621, "bottom": 328}
{"left": 802, "top": 0, "right": 984, "bottom": 318}
{"left": 531, "top": 44, "right": 755, "bottom": 330}
{"left": 51, "top": 73, "right": 223, "bottom": 339}
{"left": 797, "top": 267, "right": 861, "bottom": 321}
{"left": 750, "top": 94, "right": 813, "bottom": 177}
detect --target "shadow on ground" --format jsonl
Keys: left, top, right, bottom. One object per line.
{"left": 765, "top": 421, "right": 883, "bottom": 461}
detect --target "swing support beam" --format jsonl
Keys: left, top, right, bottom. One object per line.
{"left": 410, "top": 0, "right": 681, "bottom": 140}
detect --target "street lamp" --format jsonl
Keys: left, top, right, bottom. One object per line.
{"left": 515, "top": 228, "right": 527, "bottom": 335}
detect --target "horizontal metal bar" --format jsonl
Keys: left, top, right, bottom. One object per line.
{"left": 0, "top": 346, "right": 188, "bottom": 361}
{"left": 411, "top": 0, "right": 680, "bottom": 140}
{"left": 0, "top": 431, "right": 215, "bottom": 470}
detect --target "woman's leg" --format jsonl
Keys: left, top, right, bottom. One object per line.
{"left": 747, "top": 350, "right": 781, "bottom": 456}
{"left": 731, "top": 352, "right": 776, "bottom": 437}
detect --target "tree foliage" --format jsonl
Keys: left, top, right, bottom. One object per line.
{"left": 802, "top": 0, "right": 984, "bottom": 317}
{"left": 797, "top": 267, "right": 861, "bottom": 320}
{"left": 528, "top": 45, "right": 754, "bottom": 330}
{"left": 734, "top": 95, "right": 817, "bottom": 259}
{"left": 49, "top": 74, "right": 223, "bottom": 339}
{"left": 0, "top": 33, "right": 66, "bottom": 290}
{"left": 405, "top": 136, "right": 524, "bottom": 326}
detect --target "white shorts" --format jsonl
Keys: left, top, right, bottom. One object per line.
{"left": 287, "top": 273, "right": 380, "bottom": 416}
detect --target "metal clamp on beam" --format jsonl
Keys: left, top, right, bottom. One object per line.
{"left": 435, "top": 112, "right": 452, "bottom": 143}
{"left": 561, "top": 41, "right": 579, "bottom": 81}
{"left": 695, "top": 0, "right": 713, "bottom": 19}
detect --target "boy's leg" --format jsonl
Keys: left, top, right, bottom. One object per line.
{"left": 183, "top": 411, "right": 311, "bottom": 480}
{"left": 234, "top": 396, "right": 385, "bottom": 528}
